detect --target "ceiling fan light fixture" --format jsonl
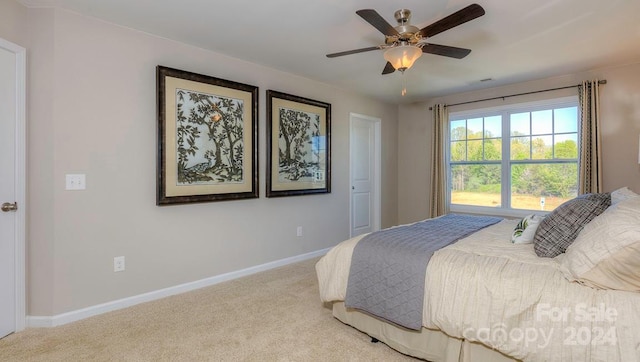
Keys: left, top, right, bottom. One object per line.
{"left": 383, "top": 45, "right": 422, "bottom": 71}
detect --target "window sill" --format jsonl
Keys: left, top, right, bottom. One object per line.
{"left": 449, "top": 205, "right": 550, "bottom": 220}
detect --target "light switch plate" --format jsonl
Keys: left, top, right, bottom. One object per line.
{"left": 65, "top": 174, "right": 86, "bottom": 190}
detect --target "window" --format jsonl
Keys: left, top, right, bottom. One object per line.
{"left": 447, "top": 97, "right": 579, "bottom": 215}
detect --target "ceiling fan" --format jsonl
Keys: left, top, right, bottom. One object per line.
{"left": 326, "top": 4, "right": 485, "bottom": 75}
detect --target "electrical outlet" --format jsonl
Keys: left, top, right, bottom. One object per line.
{"left": 296, "top": 226, "right": 303, "bottom": 237}
{"left": 114, "top": 256, "right": 125, "bottom": 272}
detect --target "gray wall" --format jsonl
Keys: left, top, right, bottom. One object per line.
{"left": 1, "top": 3, "right": 399, "bottom": 316}
{"left": 0, "top": 0, "right": 27, "bottom": 45}
{"left": 398, "top": 64, "right": 640, "bottom": 224}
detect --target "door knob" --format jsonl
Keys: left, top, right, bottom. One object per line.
{"left": 1, "top": 202, "right": 17, "bottom": 212}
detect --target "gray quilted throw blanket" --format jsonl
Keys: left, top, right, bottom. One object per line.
{"left": 345, "top": 214, "right": 502, "bottom": 330}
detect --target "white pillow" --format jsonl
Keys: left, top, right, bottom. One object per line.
{"left": 511, "top": 214, "right": 543, "bottom": 244}
{"left": 611, "top": 186, "right": 639, "bottom": 205}
{"left": 560, "top": 196, "right": 640, "bottom": 291}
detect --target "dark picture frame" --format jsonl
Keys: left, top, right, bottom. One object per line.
{"left": 157, "top": 66, "right": 258, "bottom": 205}
{"left": 266, "top": 90, "right": 331, "bottom": 197}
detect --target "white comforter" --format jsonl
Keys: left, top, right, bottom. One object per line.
{"left": 316, "top": 219, "right": 640, "bottom": 362}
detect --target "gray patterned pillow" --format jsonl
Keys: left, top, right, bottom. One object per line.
{"left": 533, "top": 193, "right": 611, "bottom": 258}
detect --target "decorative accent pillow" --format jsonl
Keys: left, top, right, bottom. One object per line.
{"left": 611, "top": 186, "right": 639, "bottom": 205}
{"left": 533, "top": 193, "right": 611, "bottom": 258}
{"left": 560, "top": 196, "right": 640, "bottom": 291}
{"left": 511, "top": 214, "right": 543, "bottom": 244}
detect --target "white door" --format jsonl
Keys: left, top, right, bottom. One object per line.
{"left": 349, "top": 113, "right": 381, "bottom": 237}
{"left": 0, "top": 38, "right": 26, "bottom": 338}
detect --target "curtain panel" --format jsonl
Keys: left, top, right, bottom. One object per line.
{"left": 430, "top": 104, "right": 448, "bottom": 218}
{"left": 578, "top": 80, "right": 603, "bottom": 194}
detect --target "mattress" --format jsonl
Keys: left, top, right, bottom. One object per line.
{"left": 316, "top": 219, "right": 640, "bottom": 361}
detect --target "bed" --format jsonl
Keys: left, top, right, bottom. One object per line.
{"left": 316, "top": 190, "right": 640, "bottom": 361}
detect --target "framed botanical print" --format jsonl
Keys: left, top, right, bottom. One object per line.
{"left": 266, "top": 90, "right": 331, "bottom": 197}
{"left": 157, "top": 66, "right": 258, "bottom": 205}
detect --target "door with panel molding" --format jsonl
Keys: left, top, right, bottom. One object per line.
{"left": 349, "top": 114, "right": 381, "bottom": 237}
{"left": 0, "top": 38, "right": 25, "bottom": 339}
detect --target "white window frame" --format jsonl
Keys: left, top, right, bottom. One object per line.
{"left": 446, "top": 96, "right": 580, "bottom": 218}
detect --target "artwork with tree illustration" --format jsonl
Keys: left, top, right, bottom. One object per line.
{"left": 266, "top": 90, "right": 331, "bottom": 197}
{"left": 157, "top": 66, "right": 258, "bottom": 205}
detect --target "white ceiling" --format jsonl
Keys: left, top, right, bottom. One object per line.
{"left": 19, "top": 0, "right": 640, "bottom": 104}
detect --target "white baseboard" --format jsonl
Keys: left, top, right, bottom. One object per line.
{"left": 27, "top": 248, "right": 330, "bottom": 328}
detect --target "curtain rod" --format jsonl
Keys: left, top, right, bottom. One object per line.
{"left": 428, "top": 79, "right": 607, "bottom": 110}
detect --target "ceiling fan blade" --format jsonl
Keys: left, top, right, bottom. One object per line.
{"left": 356, "top": 9, "right": 399, "bottom": 37}
{"left": 419, "top": 4, "right": 485, "bottom": 38}
{"left": 382, "top": 62, "right": 395, "bottom": 75}
{"left": 326, "top": 46, "right": 381, "bottom": 58}
{"left": 422, "top": 43, "right": 472, "bottom": 59}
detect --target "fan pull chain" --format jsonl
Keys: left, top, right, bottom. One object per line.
{"left": 401, "top": 70, "right": 407, "bottom": 96}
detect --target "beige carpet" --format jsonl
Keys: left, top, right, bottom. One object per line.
{"left": 0, "top": 258, "right": 418, "bottom": 361}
